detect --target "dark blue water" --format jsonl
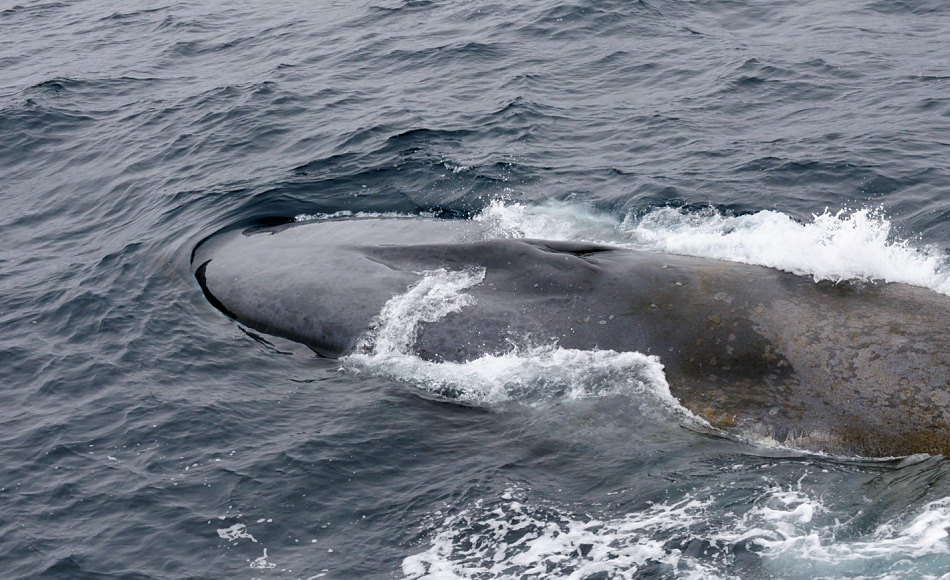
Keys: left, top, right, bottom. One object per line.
{"left": 3, "top": 1, "right": 950, "bottom": 578}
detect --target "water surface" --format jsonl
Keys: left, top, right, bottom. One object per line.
{"left": 2, "top": 0, "right": 950, "bottom": 578}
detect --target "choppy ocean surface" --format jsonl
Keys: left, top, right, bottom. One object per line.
{"left": 3, "top": 1, "right": 950, "bottom": 578}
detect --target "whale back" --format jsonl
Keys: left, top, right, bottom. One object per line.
{"left": 194, "top": 218, "right": 950, "bottom": 457}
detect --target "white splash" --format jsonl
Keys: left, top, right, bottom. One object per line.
{"left": 475, "top": 201, "right": 950, "bottom": 295}
{"left": 342, "top": 270, "right": 703, "bottom": 424}
{"left": 356, "top": 268, "right": 486, "bottom": 356}
{"left": 622, "top": 206, "right": 949, "bottom": 292}
{"left": 291, "top": 201, "right": 948, "bottom": 294}
{"left": 475, "top": 199, "right": 622, "bottom": 242}
{"left": 349, "top": 342, "right": 686, "bottom": 410}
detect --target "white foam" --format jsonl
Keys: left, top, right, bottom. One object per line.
{"left": 348, "top": 343, "right": 684, "bottom": 409}
{"left": 475, "top": 201, "right": 950, "bottom": 295}
{"left": 402, "top": 486, "right": 950, "bottom": 580}
{"left": 217, "top": 523, "right": 257, "bottom": 543}
{"left": 401, "top": 488, "right": 736, "bottom": 580}
{"left": 749, "top": 494, "right": 950, "bottom": 562}
{"left": 249, "top": 548, "right": 276, "bottom": 570}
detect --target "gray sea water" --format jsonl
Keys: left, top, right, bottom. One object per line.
{"left": 3, "top": 0, "right": 950, "bottom": 578}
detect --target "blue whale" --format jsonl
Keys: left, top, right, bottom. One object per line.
{"left": 193, "top": 217, "right": 950, "bottom": 457}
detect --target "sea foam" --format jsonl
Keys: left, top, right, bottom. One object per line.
{"left": 402, "top": 485, "right": 950, "bottom": 580}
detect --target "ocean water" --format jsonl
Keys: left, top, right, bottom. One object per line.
{"left": 2, "top": 1, "right": 950, "bottom": 578}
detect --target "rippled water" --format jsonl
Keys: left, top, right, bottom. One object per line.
{"left": 2, "top": 0, "right": 950, "bottom": 578}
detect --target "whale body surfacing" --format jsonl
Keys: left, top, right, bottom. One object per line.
{"left": 193, "top": 217, "right": 950, "bottom": 457}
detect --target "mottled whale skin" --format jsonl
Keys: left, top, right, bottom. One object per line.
{"left": 193, "top": 217, "right": 950, "bottom": 457}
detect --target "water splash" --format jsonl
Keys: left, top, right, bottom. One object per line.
{"left": 342, "top": 269, "right": 701, "bottom": 424}
{"left": 622, "top": 206, "right": 949, "bottom": 292}
{"left": 355, "top": 267, "right": 486, "bottom": 356}
{"left": 476, "top": 201, "right": 950, "bottom": 295}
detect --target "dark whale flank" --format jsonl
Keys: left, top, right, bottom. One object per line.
{"left": 193, "top": 218, "right": 950, "bottom": 458}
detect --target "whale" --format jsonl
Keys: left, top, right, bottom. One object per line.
{"left": 193, "top": 217, "right": 950, "bottom": 458}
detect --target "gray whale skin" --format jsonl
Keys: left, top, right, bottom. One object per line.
{"left": 194, "top": 217, "right": 950, "bottom": 458}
